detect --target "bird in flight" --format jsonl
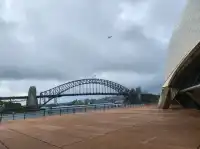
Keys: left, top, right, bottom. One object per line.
{"left": 108, "top": 36, "right": 112, "bottom": 39}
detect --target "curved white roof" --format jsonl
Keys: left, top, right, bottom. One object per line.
{"left": 164, "top": 0, "right": 200, "bottom": 87}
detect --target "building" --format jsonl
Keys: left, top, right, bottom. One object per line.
{"left": 159, "top": 0, "right": 200, "bottom": 109}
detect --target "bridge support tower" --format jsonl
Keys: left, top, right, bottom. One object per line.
{"left": 26, "top": 86, "right": 38, "bottom": 109}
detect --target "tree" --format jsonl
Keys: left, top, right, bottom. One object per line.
{"left": 71, "top": 99, "right": 84, "bottom": 105}
{"left": 84, "top": 99, "right": 90, "bottom": 105}
{"left": 124, "top": 88, "right": 143, "bottom": 104}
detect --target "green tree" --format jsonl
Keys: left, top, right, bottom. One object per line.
{"left": 84, "top": 99, "right": 90, "bottom": 105}
{"left": 71, "top": 99, "right": 84, "bottom": 105}
{"left": 0, "top": 100, "right": 3, "bottom": 105}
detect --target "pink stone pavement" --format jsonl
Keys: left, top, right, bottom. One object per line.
{"left": 0, "top": 106, "right": 200, "bottom": 149}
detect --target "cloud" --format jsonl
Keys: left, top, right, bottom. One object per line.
{"left": 0, "top": 0, "right": 186, "bottom": 96}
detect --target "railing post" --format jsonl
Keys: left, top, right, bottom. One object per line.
{"left": 43, "top": 109, "right": 46, "bottom": 117}
{"left": 104, "top": 104, "right": 105, "bottom": 111}
{"left": 12, "top": 112, "right": 15, "bottom": 120}
{"left": 60, "top": 109, "right": 62, "bottom": 116}
{"left": 85, "top": 107, "right": 87, "bottom": 112}
{"left": 94, "top": 105, "right": 97, "bottom": 110}
{"left": 24, "top": 112, "right": 26, "bottom": 119}
{"left": 0, "top": 113, "right": 2, "bottom": 123}
{"left": 73, "top": 108, "right": 75, "bottom": 113}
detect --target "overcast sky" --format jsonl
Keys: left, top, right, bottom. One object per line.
{"left": 0, "top": 0, "right": 187, "bottom": 97}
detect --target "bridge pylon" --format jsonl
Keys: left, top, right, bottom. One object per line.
{"left": 26, "top": 86, "right": 38, "bottom": 109}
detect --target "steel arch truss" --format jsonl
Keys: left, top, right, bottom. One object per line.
{"left": 40, "top": 78, "right": 130, "bottom": 106}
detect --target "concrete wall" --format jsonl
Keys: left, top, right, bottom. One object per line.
{"left": 159, "top": 0, "right": 200, "bottom": 108}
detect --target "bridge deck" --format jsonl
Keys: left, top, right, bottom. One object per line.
{"left": 0, "top": 106, "right": 200, "bottom": 149}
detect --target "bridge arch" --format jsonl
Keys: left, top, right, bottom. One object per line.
{"left": 40, "top": 78, "right": 130, "bottom": 106}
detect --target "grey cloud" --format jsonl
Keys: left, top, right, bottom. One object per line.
{"left": 148, "top": 0, "right": 187, "bottom": 27}
{"left": 142, "top": 0, "right": 187, "bottom": 41}
{"left": 0, "top": 0, "right": 186, "bottom": 93}
{"left": 0, "top": 66, "right": 66, "bottom": 80}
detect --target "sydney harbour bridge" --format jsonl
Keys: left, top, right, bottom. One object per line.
{"left": 0, "top": 78, "right": 140, "bottom": 109}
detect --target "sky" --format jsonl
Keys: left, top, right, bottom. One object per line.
{"left": 0, "top": 0, "right": 187, "bottom": 99}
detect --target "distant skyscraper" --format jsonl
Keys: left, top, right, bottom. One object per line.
{"left": 135, "top": 87, "right": 141, "bottom": 101}
{"left": 54, "top": 98, "right": 58, "bottom": 105}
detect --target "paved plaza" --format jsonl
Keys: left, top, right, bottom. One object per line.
{"left": 0, "top": 106, "right": 199, "bottom": 149}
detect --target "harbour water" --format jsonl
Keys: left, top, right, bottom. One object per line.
{"left": 1, "top": 103, "right": 143, "bottom": 122}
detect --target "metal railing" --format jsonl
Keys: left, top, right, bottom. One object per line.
{"left": 0, "top": 103, "right": 144, "bottom": 122}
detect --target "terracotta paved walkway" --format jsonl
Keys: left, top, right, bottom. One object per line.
{"left": 0, "top": 106, "right": 200, "bottom": 149}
